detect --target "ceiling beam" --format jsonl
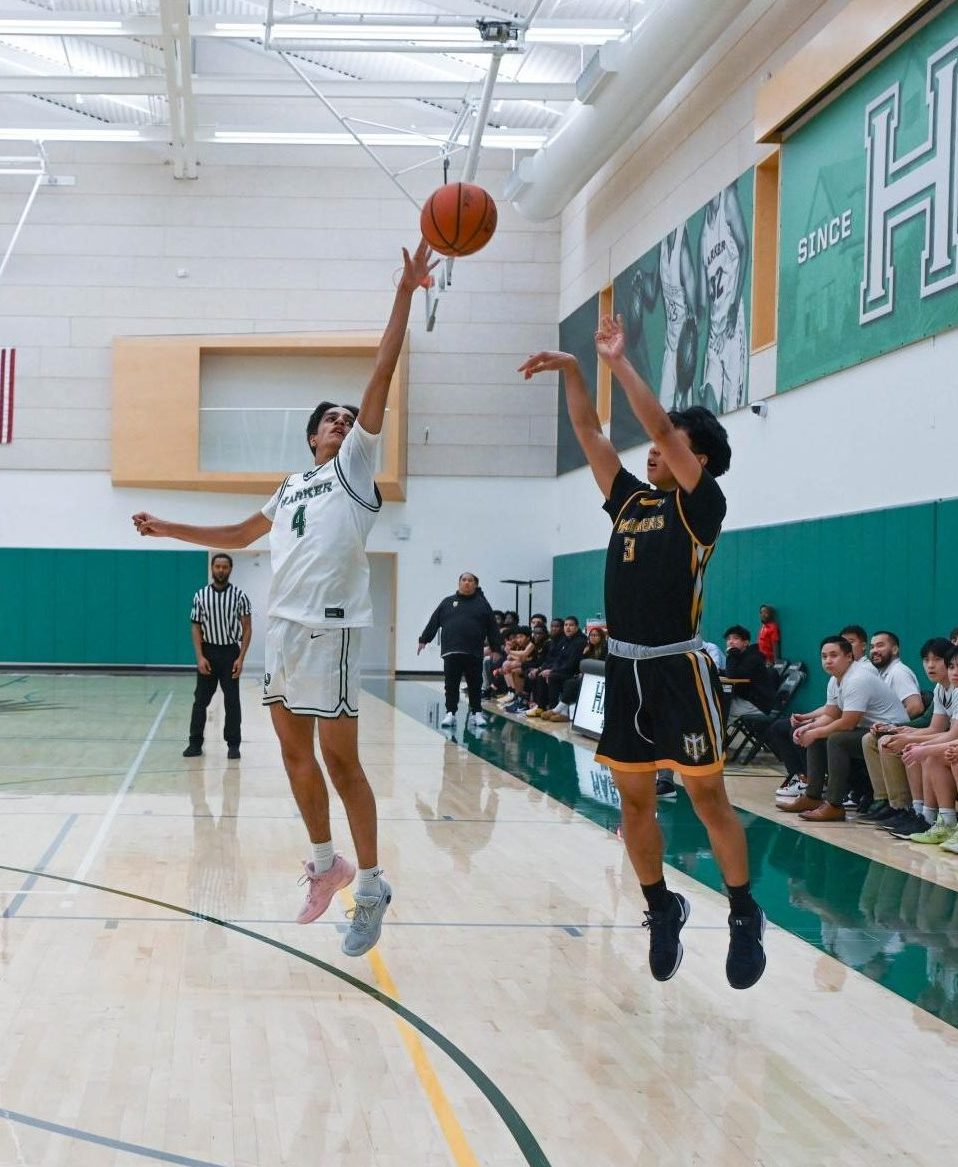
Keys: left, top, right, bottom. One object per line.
{"left": 0, "top": 75, "right": 577, "bottom": 100}
{"left": 158, "top": 0, "right": 196, "bottom": 178}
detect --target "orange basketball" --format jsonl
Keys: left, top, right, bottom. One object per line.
{"left": 420, "top": 182, "right": 497, "bottom": 257}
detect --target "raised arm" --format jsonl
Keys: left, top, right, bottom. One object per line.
{"left": 595, "top": 314, "right": 705, "bottom": 494}
{"left": 518, "top": 350, "right": 621, "bottom": 498}
{"left": 358, "top": 239, "right": 437, "bottom": 436}
{"left": 132, "top": 510, "right": 271, "bottom": 548}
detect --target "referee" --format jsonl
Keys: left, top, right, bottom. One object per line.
{"left": 184, "top": 553, "right": 252, "bottom": 760}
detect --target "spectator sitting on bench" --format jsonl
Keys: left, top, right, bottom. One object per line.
{"left": 723, "top": 624, "right": 778, "bottom": 719}
{"left": 780, "top": 634, "right": 909, "bottom": 822}
{"left": 868, "top": 630, "right": 924, "bottom": 718}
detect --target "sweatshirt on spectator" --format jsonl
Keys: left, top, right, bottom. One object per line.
{"left": 420, "top": 591, "right": 502, "bottom": 659}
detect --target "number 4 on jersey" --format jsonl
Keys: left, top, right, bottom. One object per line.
{"left": 291, "top": 504, "right": 307, "bottom": 539}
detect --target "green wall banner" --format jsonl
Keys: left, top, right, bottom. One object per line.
{"left": 610, "top": 168, "right": 754, "bottom": 453}
{"left": 778, "top": 4, "right": 958, "bottom": 391}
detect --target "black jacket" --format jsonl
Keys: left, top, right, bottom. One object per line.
{"left": 420, "top": 591, "right": 502, "bottom": 659}
{"left": 551, "top": 631, "right": 588, "bottom": 679}
{"left": 724, "top": 643, "right": 778, "bottom": 713}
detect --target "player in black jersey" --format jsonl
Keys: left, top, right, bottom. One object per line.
{"left": 520, "top": 314, "right": 766, "bottom": 990}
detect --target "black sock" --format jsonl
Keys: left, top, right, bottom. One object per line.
{"left": 727, "top": 881, "right": 757, "bottom": 917}
{"left": 641, "top": 878, "right": 672, "bottom": 912}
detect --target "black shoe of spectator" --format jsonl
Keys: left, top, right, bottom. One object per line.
{"left": 182, "top": 744, "right": 202, "bottom": 757}
{"left": 227, "top": 746, "right": 241, "bottom": 760}
{"left": 655, "top": 775, "right": 677, "bottom": 799}
{"left": 879, "top": 809, "right": 917, "bottom": 833}
{"left": 642, "top": 892, "right": 690, "bottom": 981}
{"left": 867, "top": 803, "right": 901, "bottom": 824}
{"left": 889, "top": 812, "right": 933, "bottom": 839}
{"left": 726, "top": 906, "right": 767, "bottom": 990}
{"left": 480, "top": 687, "right": 493, "bottom": 700}
{"left": 857, "top": 799, "right": 889, "bottom": 821}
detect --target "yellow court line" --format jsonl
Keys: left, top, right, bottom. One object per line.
{"left": 341, "top": 891, "right": 482, "bottom": 1167}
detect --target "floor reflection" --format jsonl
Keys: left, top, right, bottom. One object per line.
{"left": 378, "top": 678, "right": 958, "bottom": 1029}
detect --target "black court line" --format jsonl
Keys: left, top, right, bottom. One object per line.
{"left": 0, "top": 864, "right": 553, "bottom": 1167}
{"left": 0, "top": 1107, "right": 227, "bottom": 1167}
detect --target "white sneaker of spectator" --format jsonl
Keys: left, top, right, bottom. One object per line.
{"left": 775, "top": 776, "right": 805, "bottom": 800}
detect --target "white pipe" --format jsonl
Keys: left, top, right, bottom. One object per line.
{"left": 504, "top": 0, "right": 753, "bottom": 221}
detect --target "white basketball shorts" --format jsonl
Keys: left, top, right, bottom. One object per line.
{"left": 263, "top": 618, "right": 361, "bottom": 718}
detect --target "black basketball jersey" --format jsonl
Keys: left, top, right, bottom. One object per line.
{"left": 602, "top": 466, "right": 726, "bottom": 647}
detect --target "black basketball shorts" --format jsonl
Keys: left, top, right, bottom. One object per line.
{"left": 595, "top": 649, "right": 726, "bottom": 777}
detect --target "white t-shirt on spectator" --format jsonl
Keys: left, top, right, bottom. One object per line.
{"left": 877, "top": 657, "right": 921, "bottom": 705}
{"left": 825, "top": 668, "right": 908, "bottom": 727}
{"left": 851, "top": 656, "right": 879, "bottom": 675}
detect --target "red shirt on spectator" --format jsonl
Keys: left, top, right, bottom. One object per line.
{"left": 758, "top": 620, "right": 780, "bottom": 664}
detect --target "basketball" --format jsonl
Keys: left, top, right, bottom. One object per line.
{"left": 420, "top": 182, "right": 497, "bottom": 257}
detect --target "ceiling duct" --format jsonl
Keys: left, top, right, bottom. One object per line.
{"left": 503, "top": 0, "right": 753, "bottom": 221}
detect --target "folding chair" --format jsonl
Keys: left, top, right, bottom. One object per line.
{"left": 727, "top": 661, "right": 807, "bottom": 765}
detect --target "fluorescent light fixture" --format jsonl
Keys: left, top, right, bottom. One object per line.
{"left": 0, "top": 19, "right": 124, "bottom": 35}
{"left": 526, "top": 24, "right": 626, "bottom": 45}
{"left": 214, "top": 130, "right": 547, "bottom": 149}
{"left": 0, "top": 128, "right": 143, "bottom": 141}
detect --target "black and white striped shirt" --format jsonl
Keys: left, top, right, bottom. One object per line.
{"left": 190, "top": 584, "right": 251, "bottom": 646}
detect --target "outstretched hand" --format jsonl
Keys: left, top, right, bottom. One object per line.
{"left": 594, "top": 314, "right": 626, "bottom": 363}
{"left": 399, "top": 238, "right": 439, "bottom": 291}
{"left": 132, "top": 512, "right": 169, "bottom": 538}
{"left": 517, "top": 350, "right": 579, "bottom": 380}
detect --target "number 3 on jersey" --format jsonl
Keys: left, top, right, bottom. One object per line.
{"left": 291, "top": 504, "right": 307, "bottom": 539}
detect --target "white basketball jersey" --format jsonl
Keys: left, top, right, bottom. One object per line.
{"left": 261, "top": 422, "right": 382, "bottom": 630}
{"left": 933, "top": 681, "right": 958, "bottom": 723}
{"left": 701, "top": 192, "right": 741, "bottom": 343}
{"left": 660, "top": 232, "right": 686, "bottom": 350}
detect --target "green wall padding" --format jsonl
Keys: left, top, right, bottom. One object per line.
{"left": 553, "top": 498, "right": 958, "bottom": 709}
{"left": 0, "top": 548, "right": 209, "bottom": 666}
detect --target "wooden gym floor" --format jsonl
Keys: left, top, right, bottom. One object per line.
{"left": 0, "top": 671, "right": 955, "bottom": 1166}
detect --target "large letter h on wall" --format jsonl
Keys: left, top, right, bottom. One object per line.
{"left": 861, "top": 36, "right": 958, "bottom": 324}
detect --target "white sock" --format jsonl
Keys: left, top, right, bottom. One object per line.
{"left": 311, "top": 840, "right": 335, "bottom": 873}
{"left": 941, "top": 809, "right": 957, "bottom": 827}
{"left": 356, "top": 866, "right": 383, "bottom": 897}
{"left": 913, "top": 800, "right": 924, "bottom": 816}
{"left": 553, "top": 702, "right": 569, "bottom": 716}
{"left": 923, "top": 806, "right": 938, "bottom": 825}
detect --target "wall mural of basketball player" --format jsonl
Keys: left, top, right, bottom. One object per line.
{"left": 602, "top": 168, "right": 753, "bottom": 458}
{"left": 699, "top": 181, "right": 750, "bottom": 414}
{"left": 643, "top": 226, "right": 699, "bottom": 411}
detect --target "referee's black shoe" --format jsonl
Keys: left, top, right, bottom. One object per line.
{"left": 642, "top": 892, "right": 690, "bottom": 981}
{"left": 726, "top": 906, "right": 767, "bottom": 990}
{"left": 227, "top": 746, "right": 241, "bottom": 760}
{"left": 182, "top": 744, "right": 202, "bottom": 757}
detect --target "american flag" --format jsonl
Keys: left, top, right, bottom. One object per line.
{"left": 0, "top": 348, "right": 14, "bottom": 444}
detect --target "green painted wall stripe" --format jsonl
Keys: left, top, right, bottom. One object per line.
{"left": 0, "top": 549, "right": 208, "bottom": 666}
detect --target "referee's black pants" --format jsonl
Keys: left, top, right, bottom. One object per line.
{"left": 188, "top": 642, "right": 242, "bottom": 749}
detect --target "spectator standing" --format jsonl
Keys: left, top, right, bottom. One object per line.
{"left": 419, "top": 572, "right": 502, "bottom": 730}
{"left": 757, "top": 604, "right": 780, "bottom": 665}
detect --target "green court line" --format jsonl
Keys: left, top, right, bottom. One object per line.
{"left": 378, "top": 679, "right": 958, "bottom": 1031}
{"left": 0, "top": 864, "right": 552, "bottom": 1167}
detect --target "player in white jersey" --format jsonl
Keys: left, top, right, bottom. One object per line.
{"left": 133, "top": 239, "right": 436, "bottom": 957}
{"left": 699, "top": 183, "right": 749, "bottom": 414}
